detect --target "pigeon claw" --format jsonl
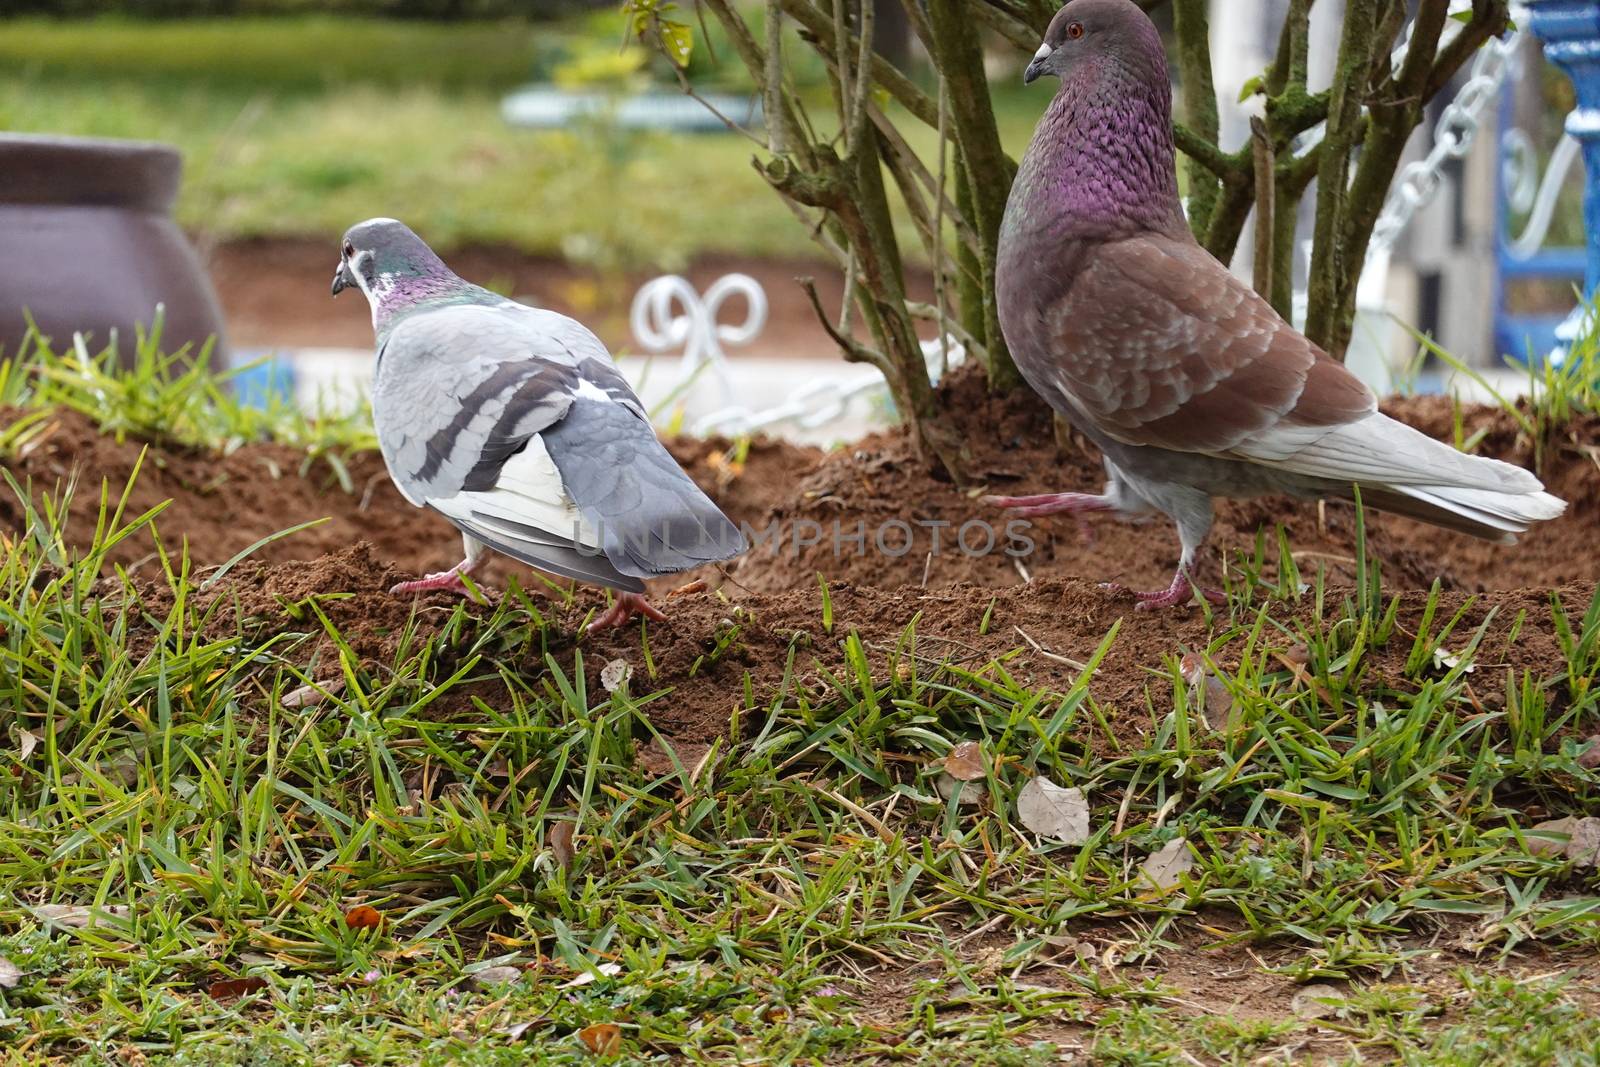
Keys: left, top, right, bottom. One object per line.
{"left": 586, "top": 592, "right": 668, "bottom": 634}
{"left": 390, "top": 569, "right": 477, "bottom": 597}
{"left": 1104, "top": 572, "right": 1226, "bottom": 611}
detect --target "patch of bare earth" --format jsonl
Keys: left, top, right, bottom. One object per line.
{"left": 5, "top": 373, "right": 1599, "bottom": 751}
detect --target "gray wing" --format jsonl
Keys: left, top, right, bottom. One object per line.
{"left": 373, "top": 302, "right": 662, "bottom": 592}
{"left": 543, "top": 398, "right": 748, "bottom": 578}
{"left": 372, "top": 303, "right": 637, "bottom": 506}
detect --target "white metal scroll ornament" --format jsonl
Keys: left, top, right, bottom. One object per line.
{"left": 628, "top": 273, "right": 766, "bottom": 403}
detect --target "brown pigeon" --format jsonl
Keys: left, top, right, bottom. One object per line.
{"left": 990, "top": 0, "right": 1565, "bottom": 608}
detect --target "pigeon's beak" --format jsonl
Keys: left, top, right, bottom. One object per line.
{"left": 331, "top": 262, "right": 353, "bottom": 297}
{"left": 1023, "top": 44, "right": 1051, "bottom": 85}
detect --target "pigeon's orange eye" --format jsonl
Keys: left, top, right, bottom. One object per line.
{"left": 1066, "top": 22, "right": 1084, "bottom": 39}
{"left": 343, "top": 240, "right": 356, "bottom": 259}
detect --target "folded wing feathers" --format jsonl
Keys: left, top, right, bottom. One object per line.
{"left": 427, "top": 442, "right": 647, "bottom": 592}
{"left": 1244, "top": 414, "right": 1540, "bottom": 491}
{"left": 375, "top": 301, "right": 747, "bottom": 587}
{"left": 422, "top": 392, "right": 744, "bottom": 586}
{"left": 436, "top": 438, "right": 600, "bottom": 549}
{"left": 1243, "top": 411, "right": 1565, "bottom": 541}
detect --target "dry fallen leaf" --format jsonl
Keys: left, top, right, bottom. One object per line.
{"left": 600, "top": 658, "right": 633, "bottom": 694}
{"left": 0, "top": 954, "right": 20, "bottom": 989}
{"left": 1527, "top": 817, "right": 1600, "bottom": 868}
{"left": 343, "top": 905, "right": 384, "bottom": 930}
{"left": 560, "top": 962, "right": 623, "bottom": 988}
{"left": 59, "top": 754, "right": 139, "bottom": 788}
{"left": 32, "top": 903, "right": 130, "bottom": 929}
{"left": 1016, "top": 776, "right": 1090, "bottom": 844}
{"left": 578, "top": 1022, "right": 622, "bottom": 1056}
{"left": 942, "top": 740, "right": 987, "bottom": 782}
{"left": 281, "top": 678, "right": 344, "bottom": 710}
{"left": 1139, "top": 837, "right": 1195, "bottom": 892}
{"left": 550, "top": 821, "right": 577, "bottom": 871}
{"left": 206, "top": 976, "right": 268, "bottom": 999}
{"left": 1432, "top": 647, "right": 1476, "bottom": 674}
{"left": 934, "top": 771, "right": 986, "bottom": 807}
{"left": 1290, "top": 982, "right": 1346, "bottom": 1019}
{"left": 1180, "top": 653, "right": 1236, "bottom": 732}
{"left": 470, "top": 965, "right": 524, "bottom": 989}
{"left": 501, "top": 1019, "right": 543, "bottom": 1040}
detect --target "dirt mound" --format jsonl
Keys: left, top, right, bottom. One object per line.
{"left": 125, "top": 539, "right": 1591, "bottom": 758}
{"left": 5, "top": 382, "right": 1598, "bottom": 755}
{"left": 0, "top": 406, "right": 816, "bottom": 590}
{"left": 727, "top": 370, "right": 1600, "bottom": 597}
{"left": 8, "top": 381, "right": 1593, "bottom": 601}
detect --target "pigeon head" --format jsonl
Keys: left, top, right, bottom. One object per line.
{"left": 332, "top": 218, "right": 470, "bottom": 327}
{"left": 1007, "top": 0, "right": 1183, "bottom": 240}
{"left": 1024, "top": 0, "right": 1168, "bottom": 89}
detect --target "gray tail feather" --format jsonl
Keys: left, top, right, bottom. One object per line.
{"left": 450, "top": 509, "right": 647, "bottom": 593}
{"left": 603, "top": 501, "right": 747, "bottom": 579}
{"left": 544, "top": 398, "right": 748, "bottom": 580}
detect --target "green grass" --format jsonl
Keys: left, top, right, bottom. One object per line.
{"left": 0, "top": 14, "right": 1042, "bottom": 268}
{"left": 0, "top": 314, "right": 373, "bottom": 465}
{"left": 0, "top": 15, "right": 543, "bottom": 91}
{"left": 3, "top": 330, "right": 1600, "bottom": 1061}
{"left": 1402, "top": 291, "right": 1600, "bottom": 473}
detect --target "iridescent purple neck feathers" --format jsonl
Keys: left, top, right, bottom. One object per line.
{"left": 1009, "top": 51, "right": 1186, "bottom": 243}
{"left": 372, "top": 269, "right": 500, "bottom": 340}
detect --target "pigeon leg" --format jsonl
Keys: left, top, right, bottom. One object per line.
{"left": 983, "top": 491, "right": 1111, "bottom": 544}
{"left": 1103, "top": 487, "right": 1225, "bottom": 610}
{"left": 981, "top": 491, "right": 1114, "bottom": 519}
{"left": 390, "top": 534, "right": 488, "bottom": 597}
{"left": 586, "top": 591, "right": 668, "bottom": 633}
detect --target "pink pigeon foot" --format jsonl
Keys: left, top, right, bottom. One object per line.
{"left": 390, "top": 560, "right": 483, "bottom": 597}
{"left": 586, "top": 591, "right": 668, "bottom": 633}
{"left": 984, "top": 491, "right": 1108, "bottom": 543}
{"left": 983, "top": 491, "right": 1112, "bottom": 519}
{"left": 1104, "top": 570, "right": 1226, "bottom": 611}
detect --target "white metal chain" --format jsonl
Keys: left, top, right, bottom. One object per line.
{"left": 1367, "top": 5, "right": 1525, "bottom": 260}
{"left": 627, "top": 271, "right": 968, "bottom": 439}
{"left": 689, "top": 333, "right": 966, "bottom": 439}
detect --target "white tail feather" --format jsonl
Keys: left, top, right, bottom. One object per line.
{"left": 1388, "top": 483, "right": 1567, "bottom": 542}
{"left": 1246, "top": 413, "right": 1544, "bottom": 493}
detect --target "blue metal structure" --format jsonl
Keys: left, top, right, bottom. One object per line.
{"left": 229, "top": 353, "right": 298, "bottom": 409}
{"left": 1498, "top": 1, "right": 1600, "bottom": 361}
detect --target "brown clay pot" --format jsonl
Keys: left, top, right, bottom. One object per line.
{"left": 0, "top": 133, "right": 229, "bottom": 367}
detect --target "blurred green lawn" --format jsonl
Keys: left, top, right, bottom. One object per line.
{"left": 0, "top": 15, "right": 1041, "bottom": 268}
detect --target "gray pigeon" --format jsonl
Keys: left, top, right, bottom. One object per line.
{"left": 992, "top": 0, "right": 1565, "bottom": 609}
{"left": 332, "top": 218, "right": 746, "bottom": 629}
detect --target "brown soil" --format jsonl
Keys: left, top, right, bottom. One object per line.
{"left": 0, "top": 406, "right": 807, "bottom": 590}
{"left": 4, "top": 375, "right": 1599, "bottom": 755}
{"left": 209, "top": 237, "right": 934, "bottom": 358}
{"left": 728, "top": 367, "right": 1600, "bottom": 598}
